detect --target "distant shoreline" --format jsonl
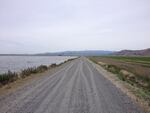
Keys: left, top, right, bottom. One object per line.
{"left": 0, "top": 54, "right": 74, "bottom": 56}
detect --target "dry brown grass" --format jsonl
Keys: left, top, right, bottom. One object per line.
{"left": 89, "top": 56, "right": 150, "bottom": 107}
{"left": 90, "top": 57, "right": 150, "bottom": 79}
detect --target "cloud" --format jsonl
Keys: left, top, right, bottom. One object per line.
{"left": 0, "top": 0, "right": 150, "bottom": 53}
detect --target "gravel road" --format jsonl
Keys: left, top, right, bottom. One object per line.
{"left": 0, "top": 57, "right": 144, "bottom": 113}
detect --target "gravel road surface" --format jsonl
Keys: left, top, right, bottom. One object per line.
{"left": 0, "top": 57, "right": 144, "bottom": 113}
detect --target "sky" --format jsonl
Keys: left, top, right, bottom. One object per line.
{"left": 0, "top": 0, "right": 150, "bottom": 54}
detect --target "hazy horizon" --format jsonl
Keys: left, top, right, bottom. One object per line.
{"left": 0, "top": 0, "right": 150, "bottom": 54}
{"left": 1, "top": 48, "right": 150, "bottom": 55}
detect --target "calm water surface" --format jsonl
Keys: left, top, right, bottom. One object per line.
{"left": 0, "top": 56, "right": 75, "bottom": 74}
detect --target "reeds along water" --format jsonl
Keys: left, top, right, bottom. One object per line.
{"left": 0, "top": 64, "right": 54, "bottom": 86}
{"left": 0, "top": 58, "right": 76, "bottom": 87}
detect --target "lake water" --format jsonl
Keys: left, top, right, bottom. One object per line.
{"left": 0, "top": 56, "right": 76, "bottom": 74}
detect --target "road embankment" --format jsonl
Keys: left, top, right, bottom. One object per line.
{"left": 0, "top": 58, "right": 75, "bottom": 96}
{"left": 88, "top": 56, "right": 150, "bottom": 113}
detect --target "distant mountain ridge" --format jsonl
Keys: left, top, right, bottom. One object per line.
{"left": 114, "top": 48, "right": 150, "bottom": 56}
{"left": 1, "top": 48, "right": 149, "bottom": 56}
{"left": 35, "top": 50, "right": 114, "bottom": 56}
{"left": 0, "top": 50, "right": 113, "bottom": 56}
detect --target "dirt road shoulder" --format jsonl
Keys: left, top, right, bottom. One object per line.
{"left": 0, "top": 60, "right": 73, "bottom": 97}
{"left": 87, "top": 58, "right": 150, "bottom": 113}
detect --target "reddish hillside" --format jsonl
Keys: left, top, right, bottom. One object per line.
{"left": 114, "top": 48, "right": 150, "bottom": 56}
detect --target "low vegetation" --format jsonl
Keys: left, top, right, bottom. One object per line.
{"left": 0, "top": 58, "right": 76, "bottom": 87}
{"left": 50, "top": 63, "right": 57, "bottom": 68}
{"left": 102, "top": 56, "right": 150, "bottom": 67}
{"left": 0, "top": 71, "right": 18, "bottom": 85}
{"left": 0, "top": 65, "right": 50, "bottom": 86}
{"left": 21, "top": 65, "right": 48, "bottom": 78}
{"left": 89, "top": 56, "right": 150, "bottom": 105}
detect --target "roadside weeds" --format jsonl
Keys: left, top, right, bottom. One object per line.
{"left": 0, "top": 58, "right": 76, "bottom": 88}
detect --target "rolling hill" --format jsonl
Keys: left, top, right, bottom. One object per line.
{"left": 114, "top": 48, "right": 150, "bottom": 56}
{"left": 35, "top": 50, "right": 114, "bottom": 56}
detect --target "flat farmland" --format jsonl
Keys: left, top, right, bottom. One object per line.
{"left": 89, "top": 56, "right": 150, "bottom": 107}
{"left": 89, "top": 56, "right": 150, "bottom": 79}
